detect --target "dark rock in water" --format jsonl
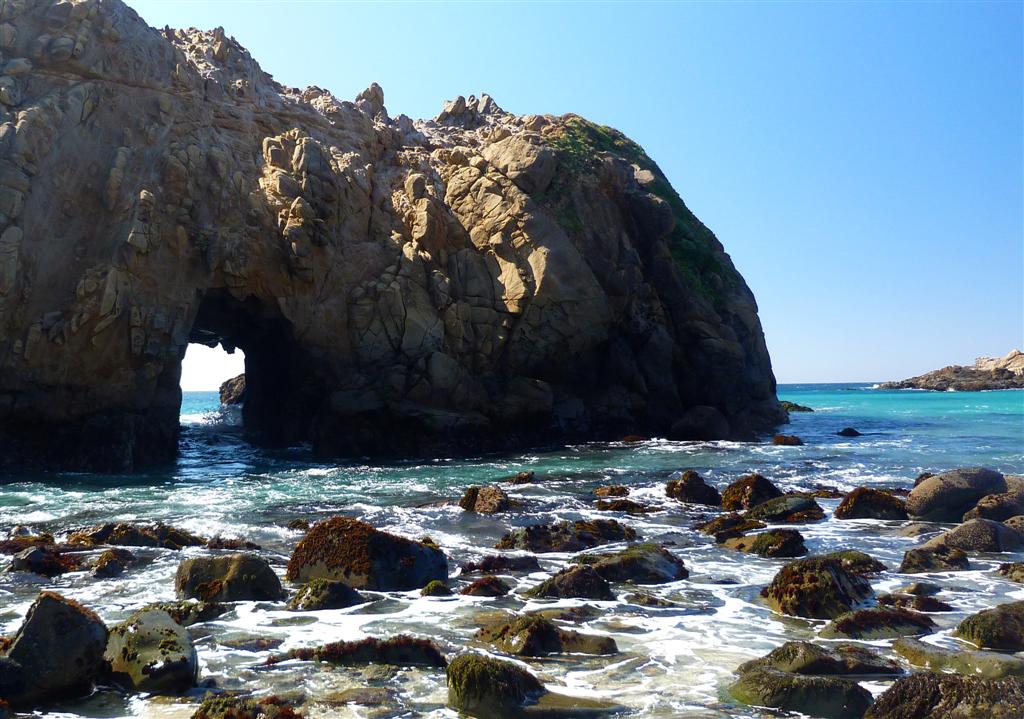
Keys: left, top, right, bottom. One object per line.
{"left": 219, "top": 373, "right": 246, "bottom": 405}
{"left": 105, "top": 609, "right": 197, "bottom": 693}
{"left": 70, "top": 522, "right": 206, "bottom": 550}
{"left": 762, "top": 556, "right": 874, "bottom": 619}
{"left": 730, "top": 664, "right": 873, "bottom": 719}
{"left": 268, "top": 636, "right": 447, "bottom": 667}
{"left": 176, "top": 554, "right": 284, "bottom": 602}
{"left": 894, "top": 637, "right": 1024, "bottom": 679}
{"left": 721, "top": 473, "right": 783, "bottom": 511}
{"left": 998, "top": 562, "right": 1024, "bottom": 583}
{"left": 91, "top": 548, "right": 135, "bottom": 578}
{"left": 625, "top": 592, "right": 678, "bottom": 608}
{"left": 420, "top": 580, "right": 452, "bottom": 597}
{"left": 206, "top": 536, "right": 262, "bottom": 551}
{"left": 0, "top": 592, "right": 108, "bottom": 709}
{"left": 0, "top": 532, "right": 55, "bottom": 555}
{"left": 574, "top": 543, "right": 688, "bottom": 584}
{"left": 771, "top": 434, "right": 804, "bottom": 446}
{"left": 724, "top": 529, "right": 806, "bottom": 558}
{"left": 143, "top": 600, "right": 230, "bottom": 626}
{"left": 528, "top": 566, "right": 614, "bottom": 600}
{"left": 324, "top": 687, "right": 396, "bottom": 707}
{"left": 192, "top": 694, "right": 303, "bottom": 719}
{"left": 475, "top": 614, "right": 617, "bottom": 656}
{"left": 8, "top": 545, "right": 80, "bottom": 577}
{"left": 955, "top": 601, "right": 1024, "bottom": 650}
{"left": 820, "top": 607, "right": 936, "bottom": 639}
{"left": 696, "top": 513, "right": 767, "bottom": 542}
{"left": 964, "top": 476, "right": 1024, "bottom": 521}
{"left": 923, "top": 518, "right": 1024, "bottom": 553}
{"left": 837, "top": 427, "right": 861, "bottom": 437}
{"left": 781, "top": 401, "right": 814, "bottom": 413}
{"left": 594, "top": 498, "right": 656, "bottom": 514}
{"left": 286, "top": 516, "right": 447, "bottom": 590}
{"left": 906, "top": 467, "right": 1006, "bottom": 521}
{"left": 879, "top": 353, "right": 1024, "bottom": 392}
{"left": 821, "top": 550, "right": 888, "bottom": 576}
{"left": 740, "top": 640, "right": 900, "bottom": 676}
{"left": 665, "top": 470, "right": 721, "bottom": 506}
{"left": 594, "top": 485, "right": 628, "bottom": 497}
{"left": 461, "top": 555, "right": 541, "bottom": 575}
{"left": 218, "top": 636, "right": 284, "bottom": 652}
{"left": 459, "top": 485, "right": 516, "bottom": 514}
{"left": 461, "top": 576, "right": 512, "bottom": 597}
{"left": 287, "top": 519, "right": 311, "bottom": 531}
{"left": 897, "top": 580, "right": 942, "bottom": 596}
{"left": 289, "top": 578, "right": 366, "bottom": 610}
{"left": 506, "top": 471, "right": 537, "bottom": 485}
{"left": 669, "top": 405, "right": 731, "bottom": 441}
{"left": 877, "top": 592, "right": 953, "bottom": 612}
{"left": 899, "top": 545, "right": 970, "bottom": 573}
{"left": 495, "top": 519, "right": 636, "bottom": 553}
{"left": 834, "top": 487, "right": 908, "bottom": 520}
{"left": 745, "top": 494, "right": 825, "bottom": 523}
{"left": 865, "top": 674, "right": 1024, "bottom": 719}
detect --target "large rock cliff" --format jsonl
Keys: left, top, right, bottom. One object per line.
{"left": 0, "top": 0, "right": 783, "bottom": 471}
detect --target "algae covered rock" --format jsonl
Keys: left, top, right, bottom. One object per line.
{"left": 834, "top": 488, "right": 909, "bottom": 520}
{"left": 899, "top": 545, "right": 970, "bottom": 573}
{"left": 573, "top": 543, "right": 688, "bottom": 584}
{"left": 461, "top": 576, "right": 512, "bottom": 597}
{"left": 665, "top": 470, "right": 721, "bottom": 506}
{"left": 998, "top": 562, "right": 1024, "bottom": 582}
{"left": 724, "top": 529, "right": 806, "bottom": 558}
{"left": 761, "top": 556, "right": 874, "bottom": 619}
{"left": 745, "top": 494, "right": 825, "bottom": 523}
{"left": 822, "top": 550, "right": 887, "bottom": 576}
{"left": 955, "top": 600, "right": 1024, "bottom": 650}
{"left": 743, "top": 640, "right": 900, "bottom": 676}
{"left": 70, "top": 522, "right": 205, "bottom": 550}
{"left": 528, "top": 566, "right": 614, "bottom": 600}
{"left": 865, "top": 674, "right": 1024, "bottom": 719}
{"left": 176, "top": 554, "right": 284, "bottom": 602}
{"left": 781, "top": 401, "right": 814, "bottom": 413}
{"left": 893, "top": 637, "right": 1024, "bottom": 679}
{"left": 288, "top": 578, "right": 366, "bottom": 610}
{"left": 142, "top": 600, "right": 230, "bottom": 626}
{"left": 721, "top": 473, "right": 783, "bottom": 510}
{"left": 104, "top": 608, "right": 198, "bottom": 693}
{"left": 495, "top": 519, "right": 636, "bottom": 552}
{"left": 91, "top": 548, "right": 135, "bottom": 578}
{"left": 475, "top": 614, "right": 617, "bottom": 656}
{"left": 269, "top": 636, "right": 447, "bottom": 667}
{"left": 192, "top": 694, "right": 303, "bottom": 719}
{"left": 8, "top": 546, "right": 79, "bottom": 577}
{"left": 285, "top": 517, "right": 447, "bottom": 590}
{"left": 461, "top": 555, "right": 542, "bottom": 574}
{"left": 420, "top": 580, "right": 452, "bottom": 597}
{"left": 696, "top": 513, "right": 766, "bottom": 542}
{"left": 594, "top": 498, "right": 656, "bottom": 514}
{"left": 730, "top": 665, "right": 871, "bottom": 719}
{"left": 459, "top": 485, "right": 516, "bottom": 514}
{"left": 594, "top": 485, "right": 628, "bottom": 498}
{"left": 820, "top": 607, "right": 936, "bottom": 639}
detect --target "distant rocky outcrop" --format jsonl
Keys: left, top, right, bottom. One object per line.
{"left": 219, "top": 373, "right": 246, "bottom": 405}
{"left": 0, "top": 0, "right": 782, "bottom": 471}
{"left": 880, "top": 350, "right": 1024, "bottom": 391}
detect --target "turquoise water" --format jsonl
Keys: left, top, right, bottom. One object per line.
{"left": 1, "top": 384, "right": 1022, "bottom": 718}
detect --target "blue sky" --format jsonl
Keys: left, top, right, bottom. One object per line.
{"left": 140, "top": 1, "right": 1023, "bottom": 387}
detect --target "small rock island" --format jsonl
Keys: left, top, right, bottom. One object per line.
{"left": 880, "top": 350, "right": 1024, "bottom": 392}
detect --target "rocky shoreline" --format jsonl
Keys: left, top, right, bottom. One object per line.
{"left": 880, "top": 350, "right": 1024, "bottom": 392}
{"left": 3, "top": 464, "right": 1024, "bottom": 718}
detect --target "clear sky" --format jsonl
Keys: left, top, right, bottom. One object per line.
{"left": 144, "top": 0, "right": 1023, "bottom": 387}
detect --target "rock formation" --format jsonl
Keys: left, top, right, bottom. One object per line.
{"left": 0, "top": 0, "right": 782, "bottom": 471}
{"left": 880, "top": 350, "right": 1024, "bottom": 391}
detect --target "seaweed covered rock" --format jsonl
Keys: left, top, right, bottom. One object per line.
{"left": 495, "top": 519, "right": 636, "bottom": 552}
{"left": 420, "top": 580, "right": 452, "bottom": 597}
{"left": 893, "top": 637, "right": 1024, "bottom": 679}
{"left": 459, "top": 485, "right": 516, "bottom": 514}
{"left": 594, "top": 498, "right": 656, "bottom": 514}
{"left": 475, "top": 614, "right": 617, "bottom": 656}
{"left": 8, "top": 546, "right": 80, "bottom": 577}
{"left": 91, "top": 548, "right": 135, "bottom": 578}
{"left": 70, "top": 522, "right": 205, "bottom": 550}
{"left": 822, "top": 550, "right": 887, "bottom": 576}
{"left": 742, "top": 641, "right": 900, "bottom": 676}
{"left": 877, "top": 592, "right": 953, "bottom": 612}
{"left": 721, "top": 473, "right": 783, "bottom": 511}
{"left": 461, "top": 555, "right": 541, "bottom": 574}
{"left": 923, "top": 518, "right": 1024, "bottom": 553}
{"left": 573, "top": 543, "right": 688, "bottom": 584}
{"left": 528, "top": 566, "right": 614, "bottom": 600}
{"left": 594, "top": 485, "right": 628, "bottom": 498}
{"left": 288, "top": 578, "right": 366, "bottom": 610}
{"left": 820, "top": 607, "right": 936, "bottom": 639}
{"left": 696, "top": 513, "right": 766, "bottom": 542}
{"left": 461, "top": 576, "right": 512, "bottom": 597}
{"left": 899, "top": 545, "right": 970, "bottom": 573}
{"left": 761, "top": 557, "right": 874, "bottom": 619}
{"left": 175, "top": 554, "right": 284, "bottom": 602}
{"left": 781, "top": 401, "right": 814, "bottom": 413}
{"left": 142, "top": 600, "right": 231, "bottom": 626}
{"left": 724, "top": 529, "right": 806, "bottom": 558}
{"left": 865, "top": 674, "right": 1024, "bottom": 719}
{"left": 906, "top": 468, "right": 1007, "bottom": 521}
{"left": 286, "top": 517, "right": 447, "bottom": 590}
{"left": 771, "top": 434, "right": 804, "bottom": 446}
{"left": 104, "top": 608, "right": 198, "bottom": 693}
{"left": 269, "top": 636, "right": 446, "bottom": 667}
{"left": 0, "top": 592, "right": 108, "bottom": 709}
{"left": 998, "top": 562, "right": 1024, "bottom": 583}
{"left": 665, "top": 470, "right": 721, "bottom": 506}
{"left": 955, "top": 601, "right": 1024, "bottom": 650}
{"left": 745, "top": 494, "right": 825, "bottom": 523}
{"left": 834, "top": 488, "right": 909, "bottom": 520}
{"left": 192, "top": 694, "right": 303, "bottom": 719}
{"left": 730, "top": 653, "right": 874, "bottom": 719}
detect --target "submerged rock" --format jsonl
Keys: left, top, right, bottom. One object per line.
{"left": 495, "top": 519, "right": 636, "bottom": 553}
{"left": 724, "top": 529, "right": 806, "bottom": 558}
{"left": 8, "top": 545, "right": 79, "bottom": 577}
{"left": 286, "top": 517, "right": 447, "bottom": 590}
{"left": 288, "top": 578, "right": 366, "bottom": 610}
{"left": 865, "top": 674, "right": 1024, "bottom": 719}
{"left": 762, "top": 556, "right": 874, "bottom": 619}
{"left": 192, "top": 694, "right": 303, "bottom": 719}
{"left": 955, "top": 601, "right": 1024, "bottom": 650}
{"left": 665, "top": 470, "right": 721, "bottom": 506}
{"left": 459, "top": 485, "right": 516, "bottom": 514}
{"left": 528, "top": 566, "right": 614, "bottom": 600}
{"left": 741, "top": 640, "right": 900, "bottom": 676}
{"left": 105, "top": 608, "right": 198, "bottom": 693}
{"left": 834, "top": 488, "right": 909, "bottom": 520}
{"left": 819, "top": 607, "right": 936, "bottom": 639}
{"left": 745, "top": 494, "right": 825, "bottom": 523}
{"left": 175, "top": 554, "right": 284, "bottom": 602}
{"left": 899, "top": 545, "right": 970, "bottom": 573}
{"left": 269, "top": 636, "right": 446, "bottom": 667}
{"left": 906, "top": 468, "right": 1006, "bottom": 521}
{"left": 143, "top": 600, "right": 231, "bottom": 626}
{"left": 594, "top": 498, "right": 656, "bottom": 514}
{"left": 721, "top": 473, "right": 783, "bottom": 510}
{"left": 923, "top": 518, "right": 1024, "bottom": 553}
{"left": 730, "top": 665, "right": 872, "bottom": 719}
{"left": 461, "top": 576, "right": 512, "bottom": 597}
{"left": 475, "top": 614, "right": 617, "bottom": 656}
{"left": 70, "top": 522, "right": 205, "bottom": 550}
{"left": 574, "top": 543, "right": 688, "bottom": 584}
{"left": 894, "top": 637, "right": 1024, "bottom": 679}
{"left": 461, "top": 555, "right": 542, "bottom": 574}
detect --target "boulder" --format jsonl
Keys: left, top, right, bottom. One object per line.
{"left": 459, "top": 485, "right": 515, "bottom": 514}
{"left": 771, "top": 434, "right": 804, "bottom": 446}
{"left": 761, "top": 557, "right": 874, "bottom": 619}
{"left": 963, "top": 476, "right": 1024, "bottom": 521}
{"left": 865, "top": 674, "right": 1024, "bottom": 719}
{"left": 594, "top": 485, "right": 628, "bottom": 498}
{"left": 91, "top": 548, "right": 135, "bottom": 578}
{"left": 877, "top": 592, "right": 953, "bottom": 612}
{"left": 288, "top": 578, "right": 366, "bottom": 610}
{"left": 721, "top": 473, "right": 783, "bottom": 510}
{"left": 724, "top": 529, "right": 806, "bottom": 558}
{"left": 8, "top": 546, "right": 78, "bottom": 577}
{"left": 269, "top": 636, "right": 447, "bottom": 667}
{"left": 745, "top": 493, "right": 826, "bottom": 523}
{"left": 506, "top": 471, "right": 537, "bottom": 485}
{"left": 730, "top": 665, "right": 872, "bottom": 719}
{"left": 461, "top": 576, "right": 512, "bottom": 597}
{"left": 696, "top": 513, "right": 766, "bottom": 542}
{"left": 495, "top": 519, "right": 636, "bottom": 553}
{"left": 104, "top": 609, "right": 197, "bottom": 693}
{"left": 781, "top": 401, "right": 814, "bottom": 413}
{"left": 819, "top": 607, "right": 936, "bottom": 639}
{"left": 665, "top": 470, "right": 721, "bottom": 506}
{"left": 475, "top": 614, "right": 617, "bottom": 656}
{"left": 219, "top": 373, "right": 246, "bottom": 405}
{"left": 0, "top": 592, "right": 108, "bottom": 708}
{"left": 142, "top": 601, "right": 230, "bottom": 626}
{"left": 923, "top": 518, "right": 1024, "bottom": 553}
{"left": 594, "top": 498, "right": 656, "bottom": 514}
{"left": 955, "top": 601, "right": 1024, "bottom": 650}
{"left": 461, "top": 555, "right": 541, "bottom": 574}
{"left": 894, "top": 637, "right": 1024, "bottom": 679}
{"left": 420, "top": 580, "right": 452, "bottom": 597}
{"left": 69, "top": 522, "right": 205, "bottom": 550}
{"left": 834, "top": 488, "right": 908, "bottom": 520}
{"left": 175, "top": 554, "right": 284, "bottom": 602}
{"left": 192, "top": 695, "right": 303, "bottom": 719}
{"left": 286, "top": 517, "right": 447, "bottom": 590}
{"left": 741, "top": 640, "right": 900, "bottom": 676}
{"left": 528, "top": 566, "right": 614, "bottom": 600}
{"left": 573, "top": 543, "right": 688, "bottom": 584}
{"left": 905, "top": 468, "right": 1007, "bottom": 521}
{"left": 822, "top": 550, "right": 888, "bottom": 576}
{"left": 998, "top": 562, "right": 1024, "bottom": 583}
{"left": 899, "top": 545, "right": 970, "bottom": 573}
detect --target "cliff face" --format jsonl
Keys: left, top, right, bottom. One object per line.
{"left": 0, "top": 0, "right": 783, "bottom": 471}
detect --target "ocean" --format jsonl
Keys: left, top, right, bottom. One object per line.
{"left": 2, "top": 384, "right": 1023, "bottom": 718}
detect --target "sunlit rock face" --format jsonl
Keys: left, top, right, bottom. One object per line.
{"left": 0, "top": 0, "right": 782, "bottom": 471}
